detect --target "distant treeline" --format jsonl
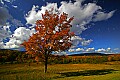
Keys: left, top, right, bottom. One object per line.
{"left": 0, "top": 49, "right": 28, "bottom": 64}
{"left": 0, "top": 49, "right": 120, "bottom": 64}
{"left": 48, "top": 54, "right": 120, "bottom": 64}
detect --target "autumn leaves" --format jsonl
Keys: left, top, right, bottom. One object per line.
{"left": 22, "top": 9, "right": 74, "bottom": 73}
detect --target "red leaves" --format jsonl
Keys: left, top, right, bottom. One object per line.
{"left": 68, "top": 17, "right": 74, "bottom": 23}
{"left": 22, "top": 9, "right": 74, "bottom": 60}
{"left": 70, "top": 32, "right": 75, "bottom": 36}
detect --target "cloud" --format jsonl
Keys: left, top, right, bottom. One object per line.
{"left": 71, "top": 36, "right": 83, "bottom": 46}
{"left": 113, "top": 48, "right": 119, "bottom": 54}
{"left": 0, "top": 0, "right": 4, "bottom": 4}
{"left": 54, "top": 51, "right": 67, "bottom": 55}
{"left": 76, "top": 48, "right": 84, "bottom": 52}
{"left": 12, "top": 27, "right": 35, "bottom": 40}
{"left": 0, "top": 19, "right": 23, "bottom": 48}
{"left": 68, "top": 49, "right": 75, "bottom": 52}
{"left": 0, "top": 41, "right": 4, "bottom": 48}
{"left": 95, "top": 48, "right": 112, "bottom": 53}
{"left": 0, "top": 5, "right": 23, "bottom": 45}
{"left": 81, "top": 39, "right": 93, "bottom": 46}
{"left": 25, "top": 0, "right": 115, "bottom": 35}
{"left": 25, "top": 5, "right": 40, "bottom": 25}
{"left": 2, "top": 0, "right": 15, "bottom": 3}
{"left": 0, "top": 25, "right": 11, "bottom": 41}
{"left": 0, "top": 7, "right": 12, "bottom": 26}
{"left": 4, "top": 0, "right": 11, "bottom": 2}
{"left": 0, "top": 24, "right": 11, "bottom": 49}
{"left": 11, "top": 19, "right": 23, "bottom": 27}
{"left": 0, "top": 6, "right": 12, "bottom": 41}
{"left": 114, "top": 48, "right": 119, "bottom": 51}
{"left": 0, "top": 1, "right": 28, "bottom": 49}
{"left": 25, "top": 3, "right": 58, "bottom": 25}
{"left": 86, "top": 47, "right": 95, "bottom": 52}
{"left": 106, "top": 48, "right": 111, "bottom": 52}
{"left": 58, "top": 1, "right": 102, "bottom": 34}
{"left": 95, "top": 48, "right": 106, "bottom": 52}
{"left": 68, "top": 47, "right": 113, "bottom": 54}
{"left": 71, "top": 36, "right": 93, "bottom": 47}
{"left": 93, "top": 10, "right": 115, "bottom": 22}
{"left": 0, "top": 1, "right": 22, "bottom": 26}
{"left": 12, "top": 5, "right": 18, "bottom": 8}
{"left": 3, "top": 27, "right": 35, "bottom": 49}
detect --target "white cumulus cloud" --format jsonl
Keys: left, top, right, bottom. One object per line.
{"left": 95, "top": 48, "right": 106, "bottom": 52}
{"left": 68, "top": 49, "right": 75, "bottom": 52}
{"left": 25, "top": 3, "right": 58, "bottom": 25}
{"left": 25, "top": 0, "right": 115, "bottom": 35}
{"left": 86, "top": 47, "right": 95, "bottom": 52}
{"left": 71, "top": 36, "right": 93, "bottom": 47}
{"left": 93, "top": 10, "right": 115, "bottom": 22}
{"left": 76, "top": 48, "right": 84, "bottom": 52}
{"left": 68, "top": 47, "right": 113, "bottom": 54}
{"left": 95, "top": 48, "right": 112, "bottom": 53}
{"left": 0, "top": 6, "right": 23, "bottom": 45}
{"left": 4, "top": 27, "right": 35, "bottom": 49}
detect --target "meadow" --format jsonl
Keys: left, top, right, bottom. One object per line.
{"left": 0, "top": 61, "right": 120, "bottom": 80}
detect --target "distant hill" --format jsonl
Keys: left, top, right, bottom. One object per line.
{"left": 0, "top": 49, "right": 26, "bottom": 63}
{"left": 0, "top": 49, "right": 25, "bottom": 53}
{"left": 0, "top": 49, "right": 17, "bottom": 53}
{"left": 0, "top": 49, "right": 117, "bottom": 56}
{"left": 68, "top": 53, "right": 109, "bottom": 56}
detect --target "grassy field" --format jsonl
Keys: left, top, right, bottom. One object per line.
{"left": 0, "top": 61, "right": 120, "bottom": 80}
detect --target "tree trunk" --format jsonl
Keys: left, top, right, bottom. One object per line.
{"left": 44, "top": 54, "right": 48, "bottom": 73}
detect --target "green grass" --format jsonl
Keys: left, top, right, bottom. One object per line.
{"left": 0, "top": 61, "right": 120, "bottom": 80}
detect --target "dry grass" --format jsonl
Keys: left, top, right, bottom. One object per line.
{"left": 0, "top": 62, "right": 120, "bottom": 80}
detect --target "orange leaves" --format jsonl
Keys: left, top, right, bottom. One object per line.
{"left": 70, "top": 32, "right": 75, "bottom": 36}
{"left": 22, "top": 9, "right": 74, "bottom": 61}
{"left": 36, "top": 20, "right": 43, "bottom": 25}
{"left": 68, "top": 17, "right": 74, "bottom": 24}
{"left": 59, "top": 12, "right": 68, "bottom": 23}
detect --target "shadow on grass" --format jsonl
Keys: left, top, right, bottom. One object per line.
{"left": 54, "top": 69, "right": 117, "bottom": 78}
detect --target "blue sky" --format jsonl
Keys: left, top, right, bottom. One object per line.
{"left": 0, "top": 0, "right": 120, "bottom": 54}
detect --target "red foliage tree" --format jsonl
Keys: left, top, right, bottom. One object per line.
{"left": 22, "top": 10, "right": 74, "bottom": 73}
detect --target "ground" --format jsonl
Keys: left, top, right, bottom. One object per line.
{"left": 0, "top": 61, "right": 120, "bottom": 80}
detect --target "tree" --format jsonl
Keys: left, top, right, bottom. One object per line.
{"left": 22, "top": 10, "right": 74, "bottom": 73}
